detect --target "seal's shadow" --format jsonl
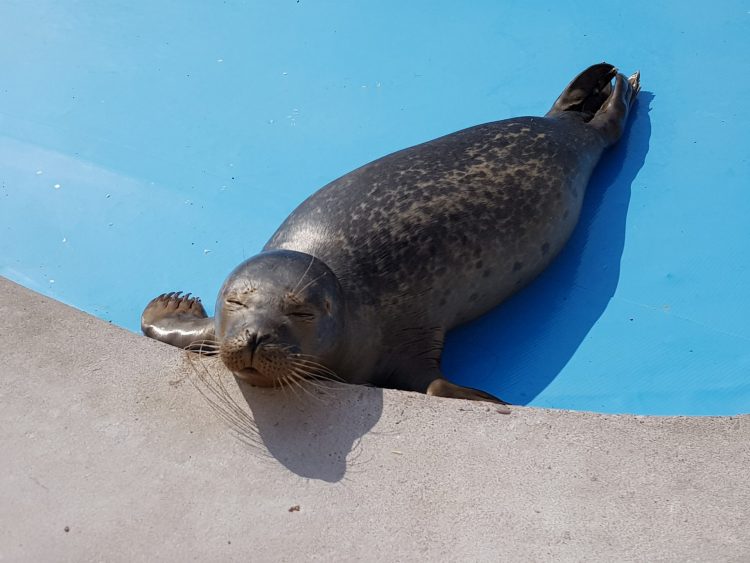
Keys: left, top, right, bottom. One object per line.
{"left": 443, "top": 92, "right": 654, "bottom": 404}
{"left": 239, "top": 381, "right": 383, "bottom": 482}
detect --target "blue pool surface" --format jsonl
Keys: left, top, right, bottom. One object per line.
{"left": 1, "top": 1, "right": 749, "bottom": 415}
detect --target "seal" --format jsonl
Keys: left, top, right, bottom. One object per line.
{"left": 142, "top": 63, "right": 640, "bottom": 404}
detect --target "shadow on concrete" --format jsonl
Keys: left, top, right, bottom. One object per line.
{"left": 239, "top": 381, "right": 383, "bottom": 482}
{"left": 444, "top": 92, "right": 654, "bottom": 404}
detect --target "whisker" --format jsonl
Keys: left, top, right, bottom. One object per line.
{"left": 277, "top": 375, "right": 289, "bottom": 400}
{"left": 281, "top": 374, "right": 303, "bottom": 402}
{"left": 290, "top": 374, "right": 342, "bottom": 395}
{"left": 288, "top": 369, "right": 327, "bottom": 402}
{"left": 290, "top": 356, "right": 336, "bottom": 369}
{"left": 289, "top": 359, "right": 343, "bottom": 383}
{"left": 285, "top": 372, "right": 314, "bottom": 401}
{"left": 293, "top": 365, "right": 341, "bottom": 383}
{"left": 184, "top": 339, "right": 221, "bottom": 356}
{"left": 194, "top": 369, "right": 253, "bottom": 431}
{"left": 291, "top": 251, "right": 317, "bottom": 295}
{"left": 294, "top": 272, "right": 327, "bottom": 297}
{"left": 186, "top": 337, "right": 221, "bottom": 345}
{"left": 290, "top": 365, "right": 344, "bottom": 393}
{"left": 189, "top": 337, "right": 221, "bottom": 344}
{"left": 185, "top": 352, "right": 263, "bottom": 447}
{"left": 288, "top": 353, "right": 336, "bottom": 363}
{"left": 289, "top": 353, "right": 340, "bottom": 370}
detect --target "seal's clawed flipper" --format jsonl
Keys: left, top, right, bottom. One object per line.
{"left": 426, "top": 378, "right": 511, "bottom": 412}
{"left": 141, "top": 292, "right": 217, "bottom": 352}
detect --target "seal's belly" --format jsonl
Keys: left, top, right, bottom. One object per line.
{"left": 267, "top": 116, "right": 603, "bottom": 330}
{"left": 439, "top": 174, "right": 584, "bottom": 328}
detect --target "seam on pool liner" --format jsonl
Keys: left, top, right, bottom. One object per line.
{"left": 606, "top": 293, "right": 750, "bottom": 344}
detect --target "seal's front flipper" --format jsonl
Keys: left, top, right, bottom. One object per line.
{"left": 426, "top": 378, "right": 511, "bottom": 412}
{"left": 141, "top": 292, "right": 217, "bottom": 353}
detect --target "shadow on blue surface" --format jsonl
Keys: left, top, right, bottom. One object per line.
{"left": 444, "top": 93, "right": 653, "bottom": 406}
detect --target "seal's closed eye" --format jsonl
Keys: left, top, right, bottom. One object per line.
{"left": 288, "top": 311, "right": 315, "bottom": 320}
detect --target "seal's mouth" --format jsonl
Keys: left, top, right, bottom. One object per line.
{"left": 233, "top": 367, "right": 276, "bottom": 387}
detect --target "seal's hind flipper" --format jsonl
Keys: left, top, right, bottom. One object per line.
{"left": 588, "top": 70, "right": 641, "bottom": 146}
{"left": 548, "top": 62, "right": 640, "bottom": 146}
{"left": 426, "top": 378, "right": 511, "bottom": 412}
{"left": 547, "top": 62, "right": 618, "bottom": 119}
{"left": 141, "top": 292, "right": 217, "bottom": 352}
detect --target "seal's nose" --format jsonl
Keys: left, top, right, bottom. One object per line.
{"left": 245, "top": 330, "right": 272, "bottom": 367}
{"left": 246, "top": 331, "right": 273, "bottom": 355}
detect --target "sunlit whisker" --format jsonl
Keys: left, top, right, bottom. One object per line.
{"left": 193, "top": 363, "right": 251, "bottom": 431}
{"left": 185, "top": 339, "right": 221, "bottom": 356}
{"left": 289, "top": 373, "right": 340, "bottom": 394}
{"left": 290, "top": 251, "right": 317, "bottom": 295}
{"left": 292, "top": 357, "right": 337, "bottom": 372}
{"left": 289, "top": 355, "right": 343, "bottom": 381}
{"left": 289, "top": 366, "right": 343, "bottom": 395}
{"left": 288, "top": 369, "right": 327, "bottom": 401}
{"left": 281, "top": 374, "right": 303, "bottom": 402}
{"left": 284, "top": 372, "right": 312, "bottom": 401}
{"left": 185, "top": 351, "right": 263, "bottom": 448}
{"left": 294, "top": 272, "right": 327, "bottom": 297}
{"left": 289, "top": 361, "right": 343, "bottom": 384}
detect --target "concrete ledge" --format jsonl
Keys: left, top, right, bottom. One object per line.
{"left": 2, "top": 276, "right": 749, "bottom": 561}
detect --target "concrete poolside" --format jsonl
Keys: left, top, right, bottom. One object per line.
{"left": 1, "top": 275, "right": 748, "bottom": 561}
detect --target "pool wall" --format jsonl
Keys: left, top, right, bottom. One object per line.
{"left": 2, "top": 277, "right": 749, "bottom": 560}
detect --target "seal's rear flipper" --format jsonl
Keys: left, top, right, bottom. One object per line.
{"left": 547, "top": 62, "right": 618, "bottom": 119}
{"left": 589, "top": 70, "right": 641, "bottom": 146}
{"left": 141, "top": 292, "right": 217, "bottom": 353}
{"left": 547, "top": 63, "right": 640, "bottom": 146}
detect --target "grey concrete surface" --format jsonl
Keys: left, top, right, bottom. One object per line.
{"left": 1, "top": 276, "right": 749, "bottom": 562}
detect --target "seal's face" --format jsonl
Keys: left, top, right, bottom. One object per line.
{"left": 215, "top": 250, "right": 345, "bottom": 387}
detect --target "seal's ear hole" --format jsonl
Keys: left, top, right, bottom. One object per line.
{"left": 323, "top": 299, "right": 332, "bottom": 314}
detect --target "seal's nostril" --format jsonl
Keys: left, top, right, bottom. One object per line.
{"left": 247, "top": 332, "right": 258, "bottom": 351}
{"left": 257, "top": 333, "right": 272, "bottom": 345}
{"left": 246, "top": 331, "right": 272, "bottom": 367}
{"left": 247, "top": 332, "right": 271, "bottom": 355}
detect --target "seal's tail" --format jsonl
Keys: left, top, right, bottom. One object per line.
{"left": 547, "top": 62, "right": 641, "bottom": 146}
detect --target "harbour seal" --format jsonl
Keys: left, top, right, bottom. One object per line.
{"left": 142, "top": 62, "right": 640, "bottom": 404}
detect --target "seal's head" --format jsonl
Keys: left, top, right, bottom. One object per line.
{"left": 215, "top": 249, "right": 345, "bottom": 387}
